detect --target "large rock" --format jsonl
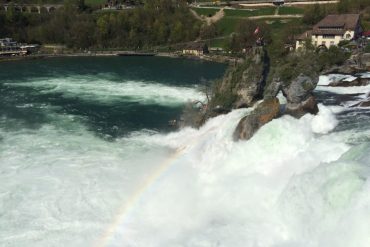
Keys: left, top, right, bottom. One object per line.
{"left": 263, "top": 77, "right": 282, "bottom": 99}
{"left": 282, "top": 73, "right": 319, "bottom": 118}
{"left": 285, "top": 95, "right": 319, "bottom": 118}
{"left": 234, "top": 98, "right": 280, "bottom": 141}
{"left": 234, "top": 66, "right": 263, "bottom": 108}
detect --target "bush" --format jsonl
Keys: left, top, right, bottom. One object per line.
{"left": 318, "top": 46, "right": 350, "bottom": 70}
{"left": 365, "top": 43, "right": 370, "bottom": 53}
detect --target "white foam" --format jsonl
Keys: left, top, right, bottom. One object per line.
{"left": 5, "top": 76, "right": 205, "bottom": 106}
{"left": 311, "top": 104, "right": 338, "bottom": 134}
{"left": 318, "top": 74, "right": 356, "bottom": 86}
{"left": 1, "top": 93, "right": 369, "bottom": 247}
{"left": 104, "top": 105, "right": 370, "bottom": 247}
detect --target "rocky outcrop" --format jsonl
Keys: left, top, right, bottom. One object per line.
{"left": 234, "top": 63, "right": 264, "bottom": 108}
{"left": 285, "top": 95, "right": 319, "bottom": 117}
{"left": 234, "top": 98, "right": 280, "bottom": 141}
{"left": 213, "top": 47, "right": 268, "bottom": 110}
{"left": 324, "top": 52, "right": 370, "bottom": 74}
{"left": 282, "top": 73, "right": 319, "bottom": 118}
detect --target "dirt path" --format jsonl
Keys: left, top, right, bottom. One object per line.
{"left": 248, "top": 14, "right": 303, "bottom": 19}
{"left": 190, "top": 8, "right": 225, "bottom": 26}
{"left": 239, "top": 0, "right": 338, "bottom": 7}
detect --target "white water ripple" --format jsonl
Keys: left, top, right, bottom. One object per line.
{"left": 5, "top": 76, "right": 205, "bottom": 106}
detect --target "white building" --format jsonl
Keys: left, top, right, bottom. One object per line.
{"left": 296, "top": 14, "right": 362, "bottom": 50}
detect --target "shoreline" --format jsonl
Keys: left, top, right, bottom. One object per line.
{"left": 0, "top": 51, "right": 234, "bottom": 64}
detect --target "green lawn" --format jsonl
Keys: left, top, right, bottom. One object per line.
{"left": 192, "top": 7, "right": 219, "bottom": 17}
{"left": 224, "top": 7, "right": 275, "bottom": 17}
{"left": 85, "top": 0, "right": 106, "bottom": 6}
{"left": 277, "top": 6, "right": 304, "bottom": 15}
{"left": 193, "top": 7, "right": 277, "bottom": 18}
{"left": 216, "top": 17, "right": 240, "bottom": 35}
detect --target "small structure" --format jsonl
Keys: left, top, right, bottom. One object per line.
{"left": 182, "top": 43, "right": 209, "bottom": 56}
{"left": 0, "top": 38, "right": 18, "bottom": 48}
{"left": 0, "top": 38, "right": 39, "bottom": 56}
{"left": 296, "top": 14, "right": 362, "bottom": 50}
{"left": 273, "top": 0, "right": 284, "bottom": 6}
{"left": 363, "top": 31, "right": 370, "bottom": 40}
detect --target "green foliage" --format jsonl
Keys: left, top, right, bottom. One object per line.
{"left": 226, "top": 19, "right": 271, "bottom": 53}
{"left": 338, "top": 40, "right": 350, "bottom": 47}
{"left": 365, "top": 43, "right": 370, "bottom": 53}
{"left": 302, "top": 3, "right": 327, "bottom": 25}
{"left": 271, "top": 51, "right": 320, "bottom": 86}
{"left": 337, "top": 0, "right": 370, "bottom": 13}
{"left": 317, "top": 46, "right": 350, "bottom": 70}
{"left": 0, "top": 1, "right": 201, "bottom": 49}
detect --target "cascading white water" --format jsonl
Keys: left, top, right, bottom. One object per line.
{"left": 111, "top": 104, "right": 370, "bottom": 247}
{"left": 0, "top": 71, "right": 369, "bottom": 247}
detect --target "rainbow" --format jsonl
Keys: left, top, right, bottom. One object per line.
{"left": 94, "top": 145, "right": 188, "bottom": 247}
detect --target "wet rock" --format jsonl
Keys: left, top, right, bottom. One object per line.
{"left": 263, "top": 77, "right": 282, "bottom": 99}
{"left": 352, "top": 97, "right": 370, "bottom": 107}
{"left": 329, "top": 77, "right": 370, "bottom": 87}
{"left": 282, "top": 74, "right": 318, "bottom": 103}
{"left": 282, "top": 73, "right": 319, "bottom": 118}
{"left": 234, "top": 67, "right": 262, "bottom": 108}
{"left": 285, "top": 95, "right": 319, "bottom": 118}
{"left": 234, "top": 98, "right": 280, "bottom": 141}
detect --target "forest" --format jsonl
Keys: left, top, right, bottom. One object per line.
{"left": 0, "top": 0, "right": 201, "bottom": 50}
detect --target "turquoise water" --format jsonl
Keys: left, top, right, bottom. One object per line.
{"left": 0, "top": 56, "right": 226, "bottom": 138}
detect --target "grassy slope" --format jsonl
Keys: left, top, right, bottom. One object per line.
{"left": 194, "top": 6, "right": 304, "bottom": 48}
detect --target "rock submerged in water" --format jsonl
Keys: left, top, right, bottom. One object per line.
{"left": 234, "top": 98, "right": 280, "bottom": 141}
{"left": 329, "top": 77, "right": 370, "bottom": 87}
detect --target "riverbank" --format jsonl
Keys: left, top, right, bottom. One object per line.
{"left": 0, "top": 51, "right": 235, "bottom": 64}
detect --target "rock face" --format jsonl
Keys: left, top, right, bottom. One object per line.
{"left": 285, "top": 95, "right": 319, "bottom": 118}
{"left": 282, "top": 73, "right": 319, "bottom": 118}
{"left": 234, "top": 64, "right": 263, "bottom": 108}
{"left": 214, "top": 47, "right": 268, "bottom": 110}
{"left": 234, "top": 98, "right": 280, "bottom": 141}
{"left": 324, "top": 53, "right": 370, "bottom": 74}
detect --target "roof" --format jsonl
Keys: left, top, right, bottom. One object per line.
{"left": 312, "top": 14, "right": 360, "bottom": 35}
{"left": 296, "top": 30, "right": 312, "bottom": 40}
{"left": 363, "top": 31, "right": 370, "bottom": 37}
{"left": 184, "top": 42, "right": 206, "bottom": 51}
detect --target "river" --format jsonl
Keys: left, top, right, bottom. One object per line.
{"left": 0, "top": 57, "right": 369, "bottom": 247}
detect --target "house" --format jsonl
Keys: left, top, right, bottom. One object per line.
{"left": 296, "top": 14, "right": 362, "bottom": 50}
{"left": 0, "top": 38, "right": 18, "bottom": 48}
{"left": 182, "top": 43, "right": 209, "bottom": 56}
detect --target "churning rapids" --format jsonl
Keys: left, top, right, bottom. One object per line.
{"left": 0, "top": 57, "right": 369, "bottom": 247}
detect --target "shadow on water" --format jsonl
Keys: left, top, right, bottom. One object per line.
{"left": 0, "top": 83, "right": 183, "bottom": 139}
{"left": 0, "top": 57, "right": 227, "bottom": 140}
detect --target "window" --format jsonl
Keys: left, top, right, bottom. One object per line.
{"left": 330, "top": 41, "right": 335, "bottom": 46}
{"left": 346, "top": 33, "right": 351, "bottom": 39}
{"left": 322, "top": 41, "right": 326, "bottom": 45}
